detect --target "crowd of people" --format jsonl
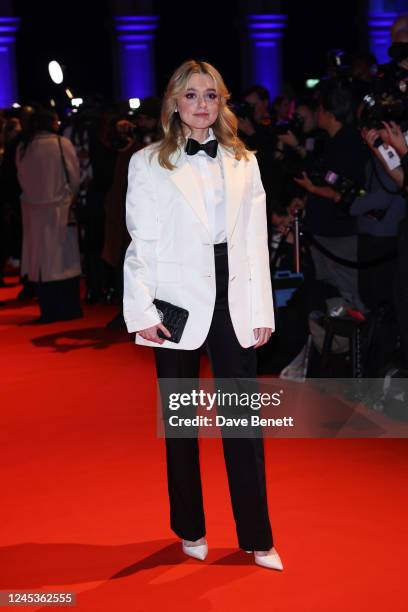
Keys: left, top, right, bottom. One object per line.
{"left": 1, "top": 16, "right": 408, "bottom": 377}
{"left": 0, "top": 96, "right": 162, "bottom": 326}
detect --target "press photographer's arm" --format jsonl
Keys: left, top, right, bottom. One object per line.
{"left": 381, "top": 121, "right": 408, "bottom": 191}
{"left": 361, "top": 123, "right": 407, "bottom": 190}
{"left": 294, "top": 171, "right": 342, "bottom": 203}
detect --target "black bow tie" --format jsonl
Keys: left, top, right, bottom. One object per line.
{"left": 185, "top": 138, "right": 218, "bottom": 158}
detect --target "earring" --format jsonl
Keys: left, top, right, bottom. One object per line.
{"left": 174, "top": 107, "right": 178, "bottom": 113}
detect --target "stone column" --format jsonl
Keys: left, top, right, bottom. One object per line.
{"left": 113, "top": 14, "right": 159, "bottom": 101}
{"left": 243, "top": 12, "right": 287, "bottom": 101}
{"left": 368, "top": 0, "right": 398, "bottom": 64}
{"left": 0, "top": 15, "right": 20, "bottom": 108}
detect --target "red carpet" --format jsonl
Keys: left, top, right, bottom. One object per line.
{"left": 0, "top": 279, "right": 407, "bottom": 611}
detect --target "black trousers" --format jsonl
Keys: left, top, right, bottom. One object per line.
{"left": 35, "top": 275, "right": 82, "bottom": 322}
{"left": 358, "top": 234, "right": 396, "bottom": 311}
{"left": 154, "top": 243, "right": 273, "bottom": 551}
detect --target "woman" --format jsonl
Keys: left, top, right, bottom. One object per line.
{"left": 124, "top": 60, "right": 282, "bottom": 570}
{"left": 16, "top": 108, "right": 82, "bottom": 323}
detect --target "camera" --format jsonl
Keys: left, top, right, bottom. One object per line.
{"left": 275, "top": 112, "right": 305, "bottom": 138}
{"left": 359, "top": 58, "right": 408, "bottom": 133}
{"left": 299, "top": 168, "right": 365, "bottom": 211}
{"left": 360, "top": 93, "right": 408, "bottom": 131}
{"left": 323, "top": 170, "right": 364, "bottom": 207}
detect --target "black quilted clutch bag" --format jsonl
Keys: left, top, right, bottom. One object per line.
{"left": 153, "top": 298, "right": 189, "bottom": 343}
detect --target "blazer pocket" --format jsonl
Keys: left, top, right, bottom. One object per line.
{"left": 157, "top": 261, "right": 181, "bottom": 283}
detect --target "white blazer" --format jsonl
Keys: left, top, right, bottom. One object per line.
{"left": 123, "top": 141, "right": 275, "bottom": 349}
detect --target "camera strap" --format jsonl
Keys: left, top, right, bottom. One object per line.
{"left": 57, "top": 136, "right": 71, "bottom": 190}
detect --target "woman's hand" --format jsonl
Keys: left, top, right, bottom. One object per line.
{"left": 253, "top": 328, "right": 273, "bottom": 348}
{"left": 138, "top": 323, "right": 171, "bottom": 344}
{"left": 381, "top": 121, "right": 408, "bottom": 157}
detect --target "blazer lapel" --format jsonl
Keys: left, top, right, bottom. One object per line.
{"left": 220, "top": 146, "right": 246, "bottom": 239}
{"left": 167, "top": 144, "right": 246, "bottom": 240}
{"left": 168, "top": 152, "right": 210, "bottom": 235}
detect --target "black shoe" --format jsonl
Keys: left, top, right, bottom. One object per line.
{"left": 59, "top": 311, "right": 84, "bottom": 322}
{"left": 84, "top": 289, "right": 103, "bottom": 304}
{"left": 106, "top": 311, "right": 126, "bottom": 329}
{"left": 18, "top": 284, "right": 36, "bottom": 301}
{"left": 29, "top": 316, "right": 57, "bottom": 324}
{"left": 102, "top": 287, "right": 118, "bottom": 305}
{"left": 30, "top": 311, "right": 83, "bottom": 325}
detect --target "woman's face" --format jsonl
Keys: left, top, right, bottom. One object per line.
{"left": 176, "top": 73, "right": 220, "bottom": 133}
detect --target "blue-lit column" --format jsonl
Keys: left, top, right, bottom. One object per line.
{"left": 368, "top": 11, "right": 398, "bottom": 64}
{"left": 244, "top": 13, "right": 287, "bottom": 101}
{"left": 367, "top": 0, "right": 408, "bottom": 64}
{"left": 0, "top": 16, "right": 20, "bottom": 108}
{"left": 114, "top": 15, "right": 159, "bottom": 101}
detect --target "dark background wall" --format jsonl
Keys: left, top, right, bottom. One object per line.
{"left": 13, "top": 0, "right": 374, "bottom": 104}
{"left": 15, "top": 0, "right": 113, "bottom": 103}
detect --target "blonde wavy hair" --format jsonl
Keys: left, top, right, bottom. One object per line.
{"left": 151, "top": 59, "right": 250, "bottom": 169}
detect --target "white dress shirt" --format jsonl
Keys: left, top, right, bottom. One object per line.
{"left": 184, "top": 127, "right": 226, "bottom": 244}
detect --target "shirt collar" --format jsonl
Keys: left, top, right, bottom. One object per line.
{"left": 180, "top": 126, "right": 216, "bottom": 145}
{"left": 177, "top": 126, "right": 221, "bottom": 163}
{"left": 202, "top": 127, "right": 216, "bottom": 143}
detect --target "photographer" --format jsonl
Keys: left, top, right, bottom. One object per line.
{"left": 238, "top": 84, "right": 273, "bottom": 140}
{"left": 134, "top": 96, "right": 162, "bottom": 145}
{"left": 237, "top": 85, "right": 277, "bottom": 208}
{"left": 362, "top": 12, "right": 408, "bottom": 191}
{"left": 369, "top": 119, "right": 408, "bottom": 368}
{"left": 276, "top": 97, "right": 327, "bottom": 165}
{"left": 357, "top": 14, "right": 408, "bottom": 367}
{"left": 350, "top": 51, "right": 377, "bottom": 98}
{"left": 351, "top": 127, "right": 406, "bottom": 311}
{"left": 294, "top": 82, "right": 369, "bottom": 312}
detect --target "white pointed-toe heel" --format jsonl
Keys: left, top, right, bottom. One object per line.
{"left": 253, "top": 547, "right": 283, "bottom": 570}
{"left": 182, "top": 538, "right": 208, "bottom": 561}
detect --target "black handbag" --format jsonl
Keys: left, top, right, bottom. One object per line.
{"left": 153, "top": 298, "right": 189, "bottom": 343}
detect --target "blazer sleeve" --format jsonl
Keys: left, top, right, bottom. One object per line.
{"left": 246, "top": 154, "right": 275, "bottom": 331}
{"left": 123, "top": 149, "right": 161, "bottom": 333}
